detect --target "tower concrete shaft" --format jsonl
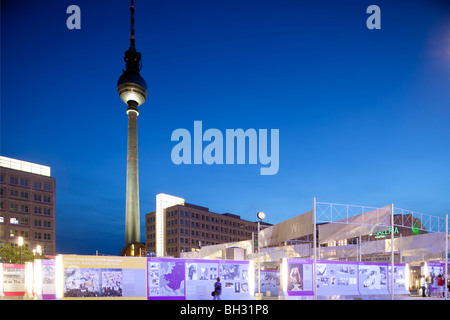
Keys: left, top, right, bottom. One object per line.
{"left": 125, "top": 103, "right": 140, "bottom": 245}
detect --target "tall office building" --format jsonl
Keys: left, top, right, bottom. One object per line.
{"left": 145, "top": 193, "right": 271, "bottom": 257}
{"left": 0, "top": 156, "right": 56, "bottom": 255}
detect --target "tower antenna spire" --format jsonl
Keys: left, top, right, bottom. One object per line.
{"left": 130, "top": 0, "right": 135, "bottom": 48}
{"left": 123, "top": 0, "right": 142, "bottom": 72}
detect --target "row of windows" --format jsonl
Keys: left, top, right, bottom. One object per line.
{"left": 165, "top": 209, "right": 257, "bottom": 230}
{"left": 147, "top": 221, "right": 253, "bottom": 238}
{"left": 147, "top": 241, "right": 223, "bottom": 252}
{"left": 164, "top": 218, "right": 257, "bottom": 232}
{"left": 0, "top": 216, "right": 53, "bottom": 228}
{"left": 7, "top": 242, "right": 53, "bottom": 254}
{"left": 0, "top": 228, "right": 53, "bottom": 240}
{"left": 147, "top": 232, "right": 250, "bottom": 244}
{"left": 1, "top": 202, "right": 53, "bottom": 215}
{"left": 0, "top": 188, "right": 53, "bottom": 203}
{"left": 145, "top": 242, "right": 192, "bottom": 254}
{"left": 0, "top": 174, "right": 53, "bottom": 191}
{"left": 174, "top": 226, "right": 252, "bottom": 238}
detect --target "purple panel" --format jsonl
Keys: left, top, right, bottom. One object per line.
{"left": 285, "top": 259, "right": 314, "bottom": 296}
{"left": 41, "top": 260, "right": 56, "bottom": 300}
{"left": 316, "top": 260, "right": 359, "bottom": 296}
{"left": 147, "top": 258, "right": 186, "bottom": 300}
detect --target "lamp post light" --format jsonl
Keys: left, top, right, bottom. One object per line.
{"left": 36, "top": 245, "right": 42, "bottom": 256}
{"left": 256, "top": 211, "right": 265, "bottom": 299}
{"left": 18, "top": 237, "right": 23, "bottom": 264}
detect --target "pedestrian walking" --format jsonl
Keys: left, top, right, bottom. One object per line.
{"left": 426, "top": 272, "right": 433, "bottom": 297}
{"left": 420, "top": 275, "right": 427, "bottom": 297}
{"left": 213, "top": 277, "right": 222, "bottom": 300}
{"left": 437, "top": 274, "right": 445, "bottom": 298}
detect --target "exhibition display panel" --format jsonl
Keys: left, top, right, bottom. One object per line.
{"left": 281, "top": 258, "right": 314, "bottom": 298}
{"left": 257, "top": 270, "right": 280, "bottom": 297}
{"left": 1, "top": 255, "right": 414, "bottom": 300}
{"left": 281, "top": 258, "right": 410, "bottom": 299}
{"left": 0, "top": 263, "right": 26, "bottom": 297}
{"left": 34, "top": 259, "right": 57, "bottom": 300}
{"left": 316, "top": 260, "right": 359, "bottom": 297}
{"left": 57, "top": 255, "right": 147, "bottom": 299}
{"left": 147, "top": 257, "right": 254, "bottom": 300}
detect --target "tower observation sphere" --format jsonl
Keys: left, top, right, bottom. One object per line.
{"left": 117, "top": 71, "right": 148, "bottom": 107}
{"left": 117, "top": 0, "right": 147, "bottom": 109}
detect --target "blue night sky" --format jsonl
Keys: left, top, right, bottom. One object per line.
{"left": 1, "top": 0, "right": 450, "bottom": 255}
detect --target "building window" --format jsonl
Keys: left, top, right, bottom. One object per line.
{"left": 20, "top": 179, "right": 29, "bottom": 187}
{"left": 34, "top": 182, "right": 42, "bottom": 189}
{"left": 10, "top": 177, "right": 18, "bottom": 185}
{"left": 43, "top": 183, "right": 52, "bottom": 191}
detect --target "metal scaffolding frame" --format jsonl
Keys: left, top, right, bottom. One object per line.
{"left": 313, "top": 198, "right": 448, "bottom": 300}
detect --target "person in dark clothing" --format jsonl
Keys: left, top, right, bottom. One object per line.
{"left": 213, "top": 277, "right": 222, "bottom": 300}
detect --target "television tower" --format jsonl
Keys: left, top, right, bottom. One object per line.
{"left": 117, "top": 0, "right": 148, "bottom": 253}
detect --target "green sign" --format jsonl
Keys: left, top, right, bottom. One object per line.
{"left": 412, "top": 223, "right": 420, "bottom": 235}
{"left": 370, "top": 227, "right": 399, "bottom": 239}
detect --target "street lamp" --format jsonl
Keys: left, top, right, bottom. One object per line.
{"left": 18, "top": 237, "right": 23, "bottom": 264}
{"left": 36, "top": 245, "right": 42, "bottom": 256}
{"left": 256, "top": 211, "right": 265, "bottom": 299}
